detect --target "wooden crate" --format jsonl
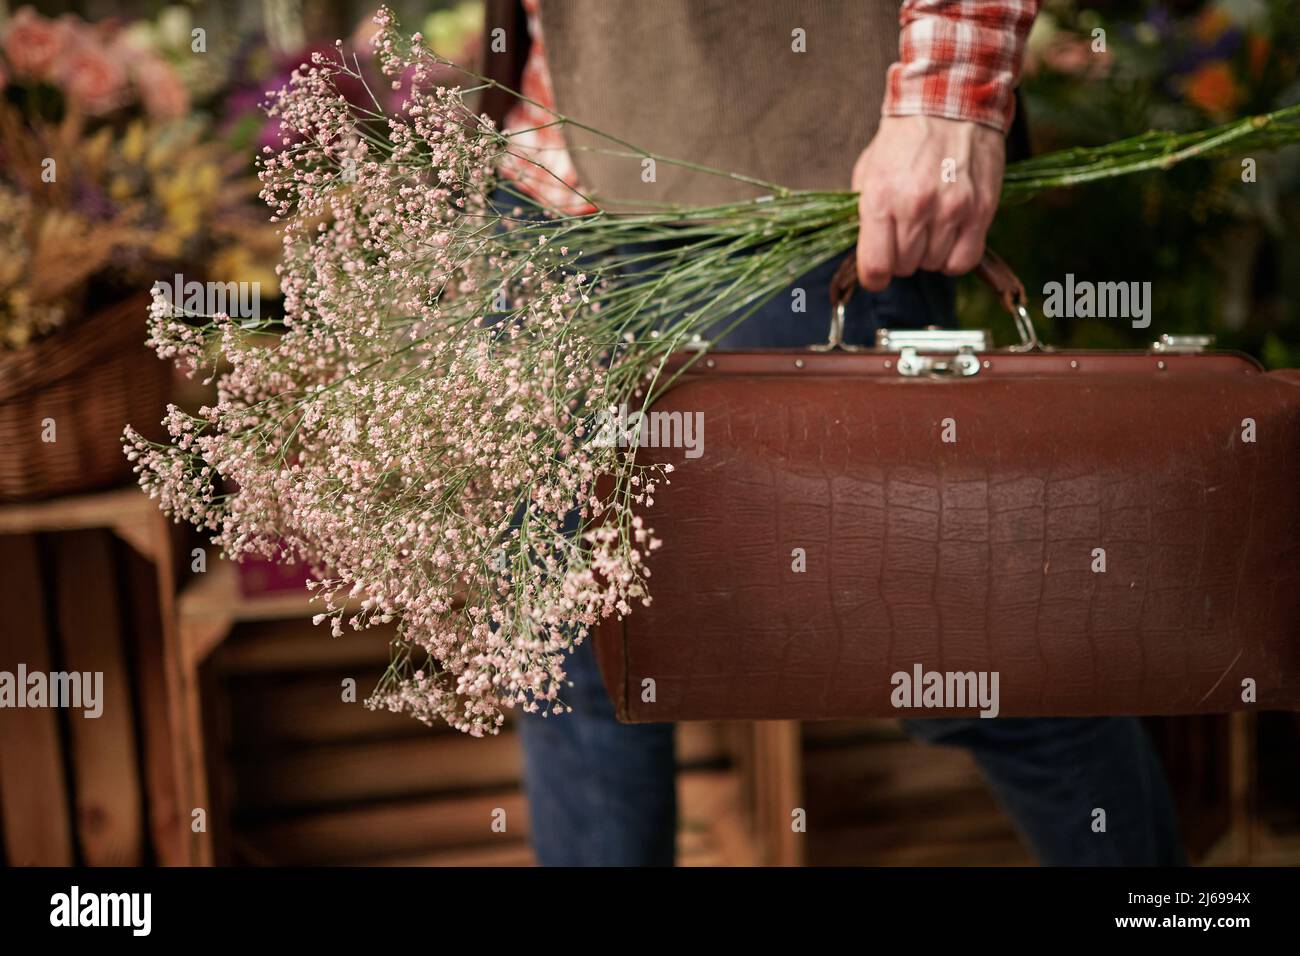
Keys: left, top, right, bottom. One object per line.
{"left": 0, "top": 527, "right": 173, "bottom": 865}
{"left": 800, "top": 720, "right": 1032, "bottom": 866}
{"left": 199, "top": 614, "right": 761, "bottom": 866}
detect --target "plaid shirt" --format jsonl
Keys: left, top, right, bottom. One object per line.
{"left": 502, "top": 0, "right": 1039, "bottom": 212}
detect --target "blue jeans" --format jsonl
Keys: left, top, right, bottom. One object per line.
{"left": 518, "top": 253, "right": 1186, "bottom": 867}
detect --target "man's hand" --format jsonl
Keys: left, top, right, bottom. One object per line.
{"left": 851, "top": 115, "right": 1005, "bottom": 291}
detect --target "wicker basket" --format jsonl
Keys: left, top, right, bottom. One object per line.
{"left": 0, "top": 294, "right": 170, "bottom": 502}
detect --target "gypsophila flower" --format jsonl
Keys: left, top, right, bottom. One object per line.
{"left": 126, "top": 7, "right": 1298, "bottom": 733}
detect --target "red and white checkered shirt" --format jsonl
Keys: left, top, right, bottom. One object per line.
{"left": 502, "top": 0, "right": 1039, "bottom": 213}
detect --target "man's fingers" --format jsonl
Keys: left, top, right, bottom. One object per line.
{"left": 943, "top": 219, "right": 989, "bottom": 276}
{"left": 852, "top": 116, "right": 1006, "bottom": 285}
{"left": 921, "top": 223, "right": 958, "bottom": 272}
{"left": 894, "top": 216, "right": 928, "bottom": 278}
{"left": 924, "top": 183, "right": 972, "bottom": 271}
{"left": 857, "top": 205, "right": 896, "bottom": 292}
{"left": 944, "top": 182, "right": 997, "bottom": 274}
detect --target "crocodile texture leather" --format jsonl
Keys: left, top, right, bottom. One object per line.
{"left": 594, "top": 355, "right": 1300, "bottom": 721}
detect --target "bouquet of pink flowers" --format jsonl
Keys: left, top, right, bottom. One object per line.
{"left": 125, "top": 9, "right": 1300, "bottom": 734}
{"left": 1, "top": 5, "right": 191, "bottom": 120}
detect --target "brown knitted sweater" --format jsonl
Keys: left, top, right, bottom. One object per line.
{"left": 536, "top": 1, "right": 900, "bottom": 205}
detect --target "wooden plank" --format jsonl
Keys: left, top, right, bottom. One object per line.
{"left": 802, "top": 737, "right": 990, "bottom": 812}
{"left": 370, "top": 842, "right": 536, "bottom": 867}
{"left": 237, "top": 767, "right": 749, "bottom": 866}
{"left": 1144, "top": 715, "right": 1232, "bottom": 862}
{"left": 140, "top": 510, "right": 200, "bottom": 866}
{"left": 0, "top": 486, "right": 150, "bottom": 535}
{"left": 801, "top": 718, "right": 908, "bottom": 745}
{"left": 799, "top": 731, "right": 1030, "bottom": 865}
{"left": 53, "top": 530, "right": 146, "bottom": 866}
{"left": 676, "top": 721, "right": 729, "bottom": 768}
{"left": 228, "top": 670, "right": 441, "bottom": 747}
{"left": 216, "top": 617, "right": 394, "bottom": 674}
{"left": 678, "top": 768, "right": 756, "bottom": 865}
{"left": 174, "top": 645, "right": 215, "bottom": 866}
{"left": 213, "top": 627, "right": 749, "bottom": 787}
{"left": 179, "top": 558, "right": 367, "bottom": 640}
{"left": 1, "top": 488, "right": 196, "bottom": 864}
{"left": 226, "top": 651, "right": 730, "bottom": 768}
{"left": 199, "top": 656, "right": 235, "bottom": 866}
{"left": 234, "top": 732, "right": 524, "bottom": 811}
{"left": 1229, "top": 826, "right": 1300, "bottom": 866}
{"left": 242, "top": 789, "right": 531, "bottom": 865}
{"left": 230, "top": 719, "right": 727, "bottom": 813}
{"left": 679, "top": 770, "right": 760, "bottom": 866}
{"left": 120, "top": 542, "right": 186, "bottom": 865}
{"left": 811, "top": 830, "right": 1031, "bottom": 867}
{"left": 179, "top": 560, "right": 317, "bottom": 627}
{"left": 751, "top": 721, "right": 803, "bottom": 865}
{"left": 1228, "top": 711, "right": 1256, "bottom": 863}
{"left": 0, "top": 534, "right": 75, "bottom": 865}
{"left": 805, "top": 793, "right": 1027, "bottom": 865}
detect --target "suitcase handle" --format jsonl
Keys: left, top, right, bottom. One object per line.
{"left": 822, "top": 247, "right": 1042, "bottom": 353}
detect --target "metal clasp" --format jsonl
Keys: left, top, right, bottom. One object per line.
{"left": 896, "top": 346, "right": 982, "bottom": 377}
{"left": 1151, "top": 334, "right": 1215, "bottom": 353}
{"left": 877, "top": 328, "right": 991, "bottom": 352}
{"left": 878, "top": 329, "right": 988, "bottom": 378}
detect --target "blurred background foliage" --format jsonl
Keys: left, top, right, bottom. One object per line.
{"left": 1, "top": 0, "right": 481, "bottom": 343}
{"left": 17, "top": 0, "right": 1300, "bottom": 364}
{"left": 975, "top": 0, "right": 1300, "bottom": 364}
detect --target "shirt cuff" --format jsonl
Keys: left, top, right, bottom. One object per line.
{"left": 881, "top": 1, "right": 1039, "bottom": 134}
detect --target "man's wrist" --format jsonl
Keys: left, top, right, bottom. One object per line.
{"left": 879, "top": 102, "right": 1013, "bottom": 135}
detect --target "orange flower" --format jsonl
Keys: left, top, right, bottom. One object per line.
{"left": 1185, "top": 61, "right": 1241, "bottom": 116}
{"left": 1194, "top": 8, "right": 1232, "bottom": 44}
{"left": 1247, "top": 34, "right": 1270, "bottom": 81}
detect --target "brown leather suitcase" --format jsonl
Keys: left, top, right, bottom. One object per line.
{"left": 595, "top": 254, "right": 1300, "bottom": 722}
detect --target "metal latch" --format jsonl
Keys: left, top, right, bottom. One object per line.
{"left": 895, "top": 346, "right": 982, "bottom": 376}
{"left": 1151, "top": 334, "right": 1215, "bottom": 353}
{"left": 879, "top": 328, "right": 988, "bottom": 377}
{"left": 876, "top": 328, "right": 991, "bottom": 352}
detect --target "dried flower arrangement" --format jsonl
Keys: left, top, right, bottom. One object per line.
{"left": 0, "top": 6, "right": 275, "bottom": 350}
{"left": 126, "top": 9, "right": 1300, "bottom": 734}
